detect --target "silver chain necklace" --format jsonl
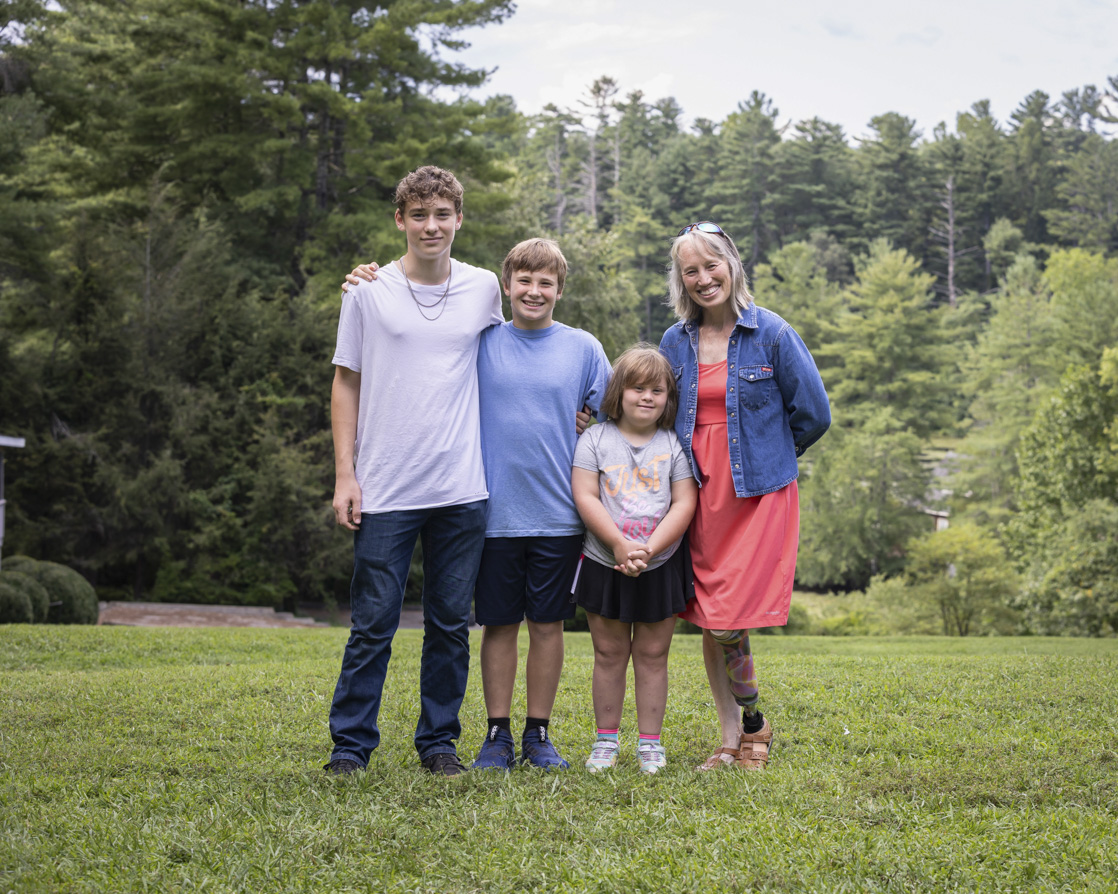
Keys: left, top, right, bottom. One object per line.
{"left": 399, "top": 258, "right": 452, "bottom": 321}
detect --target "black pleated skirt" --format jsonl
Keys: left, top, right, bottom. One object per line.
{"left": 572, "top": 544, "right": 689, "bottom": 624}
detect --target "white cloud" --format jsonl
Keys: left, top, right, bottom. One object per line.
{"left": 451, "top": 0, "right": 1118, "bottom": 138}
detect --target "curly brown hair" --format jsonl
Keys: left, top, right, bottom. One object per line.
{"left": 394, "top": 166, "right": 464, "bottom": 214}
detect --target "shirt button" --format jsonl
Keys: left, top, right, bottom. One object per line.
{"left": 732, "top": 438, "right": 737, "bottom": 443}
{"left": 735, "top": 463, "right": 740, "bottom": 469}
{"left": 749, "top": 374, "right": 755, "bottom": 380}
{"left": 729, "top": 364, "right": 734, "bottom": 370}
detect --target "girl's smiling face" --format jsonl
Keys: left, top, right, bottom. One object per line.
{"left": 621, "top": 377, "right": 669, "bottom": 430}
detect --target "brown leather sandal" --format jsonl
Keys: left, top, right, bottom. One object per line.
{"left": 735, "top": 718, "right": 773, "bottom": 769}
{"left": 696, "top": 745, "right": 740, "bottom": 771}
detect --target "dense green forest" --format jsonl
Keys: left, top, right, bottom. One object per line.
{"left": 1, "top": 1, "right": 1116, "bottom": 635}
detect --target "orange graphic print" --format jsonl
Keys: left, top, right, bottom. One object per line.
{"left": 600, "top": 454, "right": 672, "bottom": 542}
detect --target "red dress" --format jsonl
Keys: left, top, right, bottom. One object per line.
{"left": 680, "top": 360, "right": 800, "bottom": 630}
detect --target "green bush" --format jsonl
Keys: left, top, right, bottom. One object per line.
{"left": 0, "top": 578, "right": 34, "bottom": 623}
{"left": 0, "top": 570, "right": 51, "bottom": 622}
{"left": 12, "top": 560, "right": 99, "bottom": 625}
{"left": 1, "top": 555, "right": 37, "bottom": 574}
{"left": 783, "top": 602, "right": 812, "bottom": 635}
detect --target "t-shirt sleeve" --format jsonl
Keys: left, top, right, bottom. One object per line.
{"left": 486, "top": 272, "right": 504, "bottom": 326}
{"left": 572, "top": 426, "right": 601, "bottom": 472}
{"left": 668, "top": 431, "right": 693, "bottom": 481}
{"left": 332, "top": 285, "right": 366, "bottom": 371}
{"left": 583, "top": 337, "right": 612, "bottom": 418}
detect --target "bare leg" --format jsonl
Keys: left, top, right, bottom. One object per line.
{"left": 702, "top": 629, "right": 745, "bottom": 752}
{"left": 524, "top": 619, "right": 565, "bottom": 720}
{"left": 479, "top": 622, "right": 520, "bottom": 718}
{"left": 586, "top": 613, "right": 632, "bottom": 730}
{"left": 630, "top": 617, "right": 677, "bottom": 737}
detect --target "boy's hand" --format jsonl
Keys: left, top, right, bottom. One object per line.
{"left": 341, "top": 262, "right": 381, "bottom": 293}
{"left": 333, "top": 480, "right": 363, "bottom": 530}
{"left": 575, "top": 404, "right": 592, "bottom": 436}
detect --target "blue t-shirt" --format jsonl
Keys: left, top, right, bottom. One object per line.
{"left": 478, "top": 321, "right": 611, "bottom": 537}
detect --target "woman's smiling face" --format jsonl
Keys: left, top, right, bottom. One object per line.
{"left": 677, "top": 241, "right": 732, "bottom": 313}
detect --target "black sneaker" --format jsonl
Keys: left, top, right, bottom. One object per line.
{"left": 324, "top": 758, "right": 362, "bottom": 776}
{"left": 422, "top": 751, "right": 466, "bottom": 777}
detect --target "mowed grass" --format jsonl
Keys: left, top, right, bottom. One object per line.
{"left": 1, "top": 627, "right": 1116, "bottom": 893}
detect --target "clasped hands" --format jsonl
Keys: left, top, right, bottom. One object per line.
{"left": 613, "top": 540, "right": 651, "bottom": 577}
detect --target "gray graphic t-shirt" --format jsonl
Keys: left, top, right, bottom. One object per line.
{"left": 573, "top": 421, "right": 692, "bottom": 571}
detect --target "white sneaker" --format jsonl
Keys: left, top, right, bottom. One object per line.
{"left": 637, "top": 741, "right": 666, "bottom": 774}
{"left": 585, "top": 737, "right": 620, "bottom": 772}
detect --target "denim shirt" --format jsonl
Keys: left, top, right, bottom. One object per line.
{"left": 658, "top": 303, "right": 831, "bottom": 498}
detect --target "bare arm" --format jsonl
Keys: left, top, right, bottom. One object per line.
{"left": 575, "top": 404, "right": 592, "bottom": 436}
{"left": 331, "top": 366, "right": 362, "bottom": 530}
{"left": 642, "top": 477, "right": 698, "bottom": 559}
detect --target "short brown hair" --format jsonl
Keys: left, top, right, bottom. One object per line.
{"left": 394, "top": 165, "right": 464, "bottom": 214}
{"left": 600, "top": 344, "right": 679, "bottom": 430}
{"left": 501, "top": 238, "right": 568, "bottom": 294}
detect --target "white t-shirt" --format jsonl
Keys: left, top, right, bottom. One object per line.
{"left": 332, "top": 259, "right": 503, "bottom": 513}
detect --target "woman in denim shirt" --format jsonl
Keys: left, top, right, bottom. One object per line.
{"left": 658, "top": 222, "right": 830, "bottom": 770}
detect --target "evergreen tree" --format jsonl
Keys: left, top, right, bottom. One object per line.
{"left": 707, "top": 92, "right": 783, "bottom": 271}
{"left": 853, "top": 113, "right": 934, "bottom": 260}
{"left": 771, "top": 117, "right": 857, "bottom": 249}
{"left": 822, "top": 240, "right": 952, "bottom": 437}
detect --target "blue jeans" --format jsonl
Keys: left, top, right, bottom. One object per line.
{"left": 328, "top": 500, "right": 486, "bottom": 765}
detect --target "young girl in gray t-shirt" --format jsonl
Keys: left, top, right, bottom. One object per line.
{"left": 571, "top": 345, "right": 698, "bottom": 775}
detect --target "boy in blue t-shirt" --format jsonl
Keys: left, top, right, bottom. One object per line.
{"left": 472, "top": 238, "right": 611, "bottom": 770}
{"left": 343, "top": 238, "right": 610, "bottom": 770}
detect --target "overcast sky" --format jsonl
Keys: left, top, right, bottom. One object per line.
{"left": 450, "top": 0, "right": 1118, "bottom": 140}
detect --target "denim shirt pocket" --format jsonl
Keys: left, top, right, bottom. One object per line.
{"left": 738, "top": 365, "right": 775, "bottom": 410}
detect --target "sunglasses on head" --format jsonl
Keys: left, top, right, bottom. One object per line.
{"left": 677, "top": 221, "right": 725, "bottom": 237}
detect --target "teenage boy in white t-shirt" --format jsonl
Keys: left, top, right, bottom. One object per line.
{"left": 325, "top": 166, "right": 503, "bottom": 778}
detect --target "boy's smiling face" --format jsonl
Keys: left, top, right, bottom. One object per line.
{"left": 395, "top": 197, "right": 461, "bottom": 265}
{"left": 504, "top": 267, "right": 561, "bottom": 330}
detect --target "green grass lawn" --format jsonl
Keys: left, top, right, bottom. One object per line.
{"left": 1, "top": 626, "right": 1116, "bottom": 893}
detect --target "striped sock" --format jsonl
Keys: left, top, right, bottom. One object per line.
{"left": 596, "top": 728, "right": 619, "bottom": 741}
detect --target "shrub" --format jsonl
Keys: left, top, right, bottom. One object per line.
{"left": 0, "top": 578, "right": 34, "bottom": 623}
{"left": 904, "top": 524, "right": 1019, "bottom": 636}
{"left": 1, "top": 555, "right": 37, "bottom": 574}
{"left": 0, "top": 570, "right": 51, "bottom": 622}
{"left": 13, "top": 560, "right": 99, "bottom": 625}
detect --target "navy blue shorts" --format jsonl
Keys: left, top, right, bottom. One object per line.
{"left": 474, "top": 536, "right": 583, "bottom": 626}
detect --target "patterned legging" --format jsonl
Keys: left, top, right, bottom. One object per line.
{"left": 710, "top": 629, "right": 758, "bottom": 713}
